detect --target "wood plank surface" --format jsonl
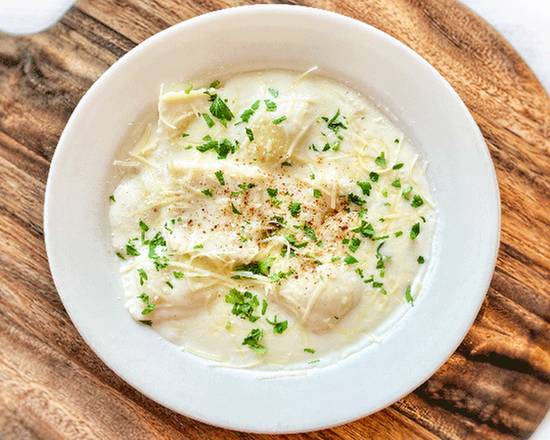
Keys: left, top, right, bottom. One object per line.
{"left": 0, "top": 0, "right": 549, "bottom": 438}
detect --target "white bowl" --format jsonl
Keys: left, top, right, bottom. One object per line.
{"left": 44, "top": 5, "right": 500, "bottom": 434}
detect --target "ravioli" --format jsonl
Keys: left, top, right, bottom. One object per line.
{"left": 109, "top": 69, "right": 435, "bottom": 367}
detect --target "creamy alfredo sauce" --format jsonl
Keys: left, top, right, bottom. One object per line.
{"left": 109, "top": 69, "right": 435, "bottom": 368}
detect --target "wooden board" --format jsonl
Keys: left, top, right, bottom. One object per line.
{"left": 0, "top": 0, "right": 548, "bottom": 438}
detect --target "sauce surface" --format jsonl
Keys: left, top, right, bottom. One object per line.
{"left": 109, "top": 69, "right": 435, "bottom": 367}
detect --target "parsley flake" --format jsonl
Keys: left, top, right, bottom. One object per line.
{"left": 410, "top": 222, "right": 420, "bottom": 240}
{"left": 242, "top": 328, "right": 266, "bottom": 353}
{"left": 214, "top": 170, "right": 225, "bottom": 186}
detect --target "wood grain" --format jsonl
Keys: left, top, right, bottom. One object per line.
{"left": 0, "top": 0, "right": 548, "bottom": 438}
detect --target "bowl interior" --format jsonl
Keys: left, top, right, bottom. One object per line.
{"left": 45, "top": 5, "right": 499, "bottom": 433}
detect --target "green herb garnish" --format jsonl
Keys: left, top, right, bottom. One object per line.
{"left": 348, "top": 193, "right": 365, "bottom": 206}
{"left": 272, "top": 115, "right": 287, "bottom": 125}
{"left": 201, "top": 188, "right": 213, "bottom": 197}
{"left": 225, "top": 288, "right": 260, "bottom": 322}
{"left": 209, "top": 95, "right": 234, "bottom": 122}
{"left": 289, "top": 201, "right": 301, "bottom": 217}
{"left": 369, "top": 172, "right": 379, "bottom": 182}
{"left": 411, "top": 195, "right": 424, "bottom": 208}
{"left": 239, "top": 100, "right": 260, "bottom": 123}
{"left": 357, "top": 181, "right": 372, "bottom": 196}
{"left": 138, "top": 293, "right": 155, "bottom": 315}
{"left": 245, "top": 127, "right": 254, "bottom": 141}
{"left": 242, "top": 328, "right": 266, "bottom": 353}
{"left": 266, "top": 316, "right": 288, "bottom": 334}
{"left": 215, "top": 170, "right": 225, "bottom": 186}
{"left": 322, "top": 109, "right": 347, "bottom": 134}
{"left": 264, "top": 99, "right": 277, "bottom": 112}
{"left": 375, "top": 152, "right": 387, "bottom": 167}
{"left": 202, "top": 112, "right": 215, "bottom": 128}
{"left": 137, "top": 269, "right": 148, "bottom": 286}
{"left": 417, "top": 256, "right": 425, "bottom": 264}
{"left": 405, "top": 285, "right": 414, "bottom": 304}
{"left": 344, "top": 254, "right": 358, "bottom": 265}
{"left": 410, "top": 222, "right": 420, "bottom": 240}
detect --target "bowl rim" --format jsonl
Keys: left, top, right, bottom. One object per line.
{"left": 44, "top": 4, "right": 501, "bottom": 433}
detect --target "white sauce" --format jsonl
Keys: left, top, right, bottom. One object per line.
{"left": 109, "top": 70, "right": 435, "bottom": 368}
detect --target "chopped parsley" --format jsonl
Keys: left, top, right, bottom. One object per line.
{"left": 147, "top": 232, "right": 167, "bottom": 262}
{"left": 357, "top": 181, "right": 372, "bottom": 196}
{"left": 202, "top": 112, "right": 215, "bottom": 128}
{"left": 208, "top": 79, "right": 221, "bottom": 89}
{"left": 139, "top": 220, "right": 149, "bottom": 242}
{"left": 313, "top": 188, "right": 322, "bottom": 199}
{"left": 239, "top": 100, "right": 260, "bottom": 123}
{"left": 301, "top": 224, "right": 318, "bottom": 242}
{"left": 410, "top": 222, "right": 420, "bottom": 240}
{"left": 402, "top": 186, "right": 413, "bottom": 200}
{"left": 126, "top": 240, "right": 140, "bottom": 257}
{"left": 267, "top": 187, "right": 278, "bottom": 197}
{"left": 269, "top": 269, "right": 295, "bottom": 283}
{"left": 231, "top": 202, "right": 242, "bottom": 215}
{"left": 405, "top": 285, "right": 414, "bottom": 304}
{"left": 352, "top": 220, "right": 375, "bottom": 238}
{"left": 196, "top": 138, "right": 238, "bottom": 159}
{"left": 349, "top": 237, "right": 361, "bottom": 252}
{"left": 137, "top": 269, "right": 148, "bottom": 286}
{"left": 266, "top": 316, "right": 288, "bottom": 334}
{"left": 272, "top": 115, "right": 287, "bottom": 125}
{"left": 375, "top": 241, "right": 389, "bottom": 270}
{"left": 261, "top": 299, "right": 268, "bottom": 315}
{"left": 173, "top": 271, "right": 184, "bottom": 279}
{"left": 242, "top": 328, "right": 266, "bottom": 354}
{"left": 166, "top": 281, "right": 174, "bottom": 289}
{"left": 138, "top": 293, "right": 155, "bottom": 315}
{"left": 234, "top": 256, "right": 275, "bottom": 276}
{"left": 391, "top": 179, "right": 401, "bottom": 188}
{"left": 322, "top": 109, "right": 347, "bottom": 134}
{"left": 264, "top": 99, "right": 277, "bottom": 112}
{"left": 209, "top": 95, "right": 234, "bottom": 123}
{"left": 289, "top": 201, "right": 301, "bottom": 217}
{"left": 231, "top": 182, "right": 256, "bottom": 197}
{"left": 417, "top": 256, "right": 425, "bottom": 264}
{"left": 225, "top": 288, "right": 260, "bottom": 322}
{"left": 344, "top": 254, "right": 358, "bottom": 265}
{"left": 201, "top": 188, "right": 213, "bottom": 197}
{"left": 348, "top": 193, "right": 365, "bottom": 206}
{"left": 304, "top": 348, "right": 316, "bottom": 354}
{"left": 214, "top": 170, "right": 225, "bottom": 186}
{"left": 116, "top": 251, "right": 126, "bottom": 260}
{"left": 394, "top": 231, "right": 403, "bottom": 237}
{"left": 411, "top": 195, "right": 424, "bottom": 208}
{"left": 268, "top": 87, "right": 279, "bottom": 98}
{"left": 393, "top": 163, "right": 404, "bottom": 170}
{"left": 109, "top": 194, "right": 116, "bottom": 203}
{"left": 245, "top": 127, "right": 254, "bottom": 141}
{"left": 266, "top": 187, "right": 282, "bottom": 206}
{"left": 369, "top": 172, "right": 379, "bottom": 182}
{"left": 193, "top": 243, "right": 204, "bottom": 249}
{"left": 375, "top": 152, "right": 387, "bottom": 167}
